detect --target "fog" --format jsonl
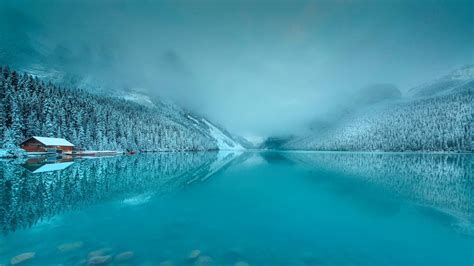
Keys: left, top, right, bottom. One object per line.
{"left": 1, "top": 0, "right": 473, "bottom": 140}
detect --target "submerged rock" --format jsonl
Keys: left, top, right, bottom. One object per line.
{"left": 88, "top": 248, "right": 113, "bottom": 258}
{"left": 114, "top": 251, "right": 134, "bottom": 262}
{"left": 159, "top": 260, "right": 174, "bottom": 266}
{"left": 10, "top": 252, "right": 36, "bottom": 265}
{"left": 234, "top": 261, "right": 249, "bottom": 266}
{"left": 194, "top": 255, "right": 213, "bottom": 266}
{"left": 87, "top": 255, "right": 112, "bottom": 266}
{"left": 57, "top": 241, "right": 84, "bottom": 252}
{"left": 189, "top": 249, "right": 201, "bottom": 259}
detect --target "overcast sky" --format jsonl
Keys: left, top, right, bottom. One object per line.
{"left": 1, "top": 0, "right": 473, "bottom": 140}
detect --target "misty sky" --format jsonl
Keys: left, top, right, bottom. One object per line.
{"left": 1, "top": 0, "right": 473, "bottom": 140}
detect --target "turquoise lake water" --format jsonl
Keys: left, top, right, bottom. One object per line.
{"left": 0, "top": 152, "right": 473, "bottom": 265}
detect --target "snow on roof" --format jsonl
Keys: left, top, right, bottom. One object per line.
{"left": 28, "top": 136, "right": 75, "bottom": 147}
{"left": 32, "top": 162, "right": 75, "bottom": 173}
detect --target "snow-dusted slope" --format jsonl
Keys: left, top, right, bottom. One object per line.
{"left": 280, "top": 65, "right": 474, "bottom": 152}
{"left": 1, "top": 67, "right": 247, "bottom": 151}
{"left": 115, "top": 95, "right": 246, "bottom": 151}
{"left": 108, "top": 91, "right": 246, "bottom": 151}
{"left": 184, "top": 114, "right": 244, "bottom": 150}
{"left": 201, "top": 119, "right": 244, "bottom": 150}
{"left": 11, "top": 59, "right": 249, "bottom": 151}
{"left": 118, "top": 91, "right": 246, "bottom": 151}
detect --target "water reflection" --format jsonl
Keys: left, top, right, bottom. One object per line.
{"left": 21, "top": 156, "right": 75, "bottom": 173}
{"left": 0, "top": 152, "right": 240, "bottom": 235}
{"left": 0, "top": 151, "right": 472, "bottom": 265}
{"left": 283, "top": 152, "right": 473, "bottom": 231}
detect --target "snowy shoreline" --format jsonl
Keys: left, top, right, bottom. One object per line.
{"left": 2, "top": 148, "right": 472, "bottom": 159}
{"left": 262, "top": 149, "right": 474, "bottom": 155}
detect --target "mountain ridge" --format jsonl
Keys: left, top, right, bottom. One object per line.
{"left": 268, "top": 65, "right": 473, "bottom": 152}
{"left": 0, "top": 66, "right": 246, "bottom": 152}
{"left": 25, "top": 67, "right": 248, "bottom": 151}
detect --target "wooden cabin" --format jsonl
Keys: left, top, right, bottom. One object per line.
{"left": 20, "top": 136, "right": 75, "bottom": 153}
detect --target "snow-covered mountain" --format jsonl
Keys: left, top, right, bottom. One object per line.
{"left": 25, "top": 65, "right": 248, "bottom": 150}
{"left": 116, "top": 90, "right": 244, "bottom": 150}
{"left": 186, "top": 115, "right": 244, "bottom": 150}
{"left": 0, "top": 66, "right": 246, "bottom": 151}
{"left": 275, "top": 65, "right": 474, "bottom": 152}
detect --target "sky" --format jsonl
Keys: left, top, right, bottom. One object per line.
{"left": 0, "top": 0, "right": 473, "bottom": 140}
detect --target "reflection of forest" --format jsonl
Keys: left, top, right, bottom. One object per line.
{"left": 0, "top": 152, "right": 236, "bottom": 234}
{"left": 284, "top": 152, "right": 473, "bottom": 224}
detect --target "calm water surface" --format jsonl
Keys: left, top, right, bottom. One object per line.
{"left": 0, "top": 152, "right": 472, "bottom": 266}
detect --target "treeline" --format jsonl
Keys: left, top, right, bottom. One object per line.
{"left": 0, "top": 66, "right": 218, "bottom": 151}
{"left": 284, "top": 91, "right": 473, "bottom": 152}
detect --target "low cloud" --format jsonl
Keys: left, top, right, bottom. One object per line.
{"left": 1, "top": 0, "right": 472, "bottom": 138}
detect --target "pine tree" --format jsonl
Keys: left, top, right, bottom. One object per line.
{"left": 10, "top": 99, "right": 24, "bottom": 144}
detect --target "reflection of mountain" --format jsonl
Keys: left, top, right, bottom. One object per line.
{"left": 0, "top": 152, "right": 240, "bottom": 234}
{"left": 283, "top": 152, "right": 473, "bottom": 230}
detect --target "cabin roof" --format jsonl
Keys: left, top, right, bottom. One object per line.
{"left": 22, "top": 136, "right": 75, "bottom": 147}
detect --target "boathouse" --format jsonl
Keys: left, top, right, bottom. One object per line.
{"left": 20, "top": 136, "right": 75, "bottom": 153}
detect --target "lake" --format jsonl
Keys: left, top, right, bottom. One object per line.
{"left": 0, "top": 151, "right": 472, "bottom": 266}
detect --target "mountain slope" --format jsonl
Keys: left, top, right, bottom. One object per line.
{"left": 118, "top": 90, "right": 244, "bottom": 150}
{"left": 37, "top": 68, "right": 248, "bottom": 151}
{"left": 280, "top": 65, "right": 473, "bottom": 152}
{"left": 0, "top": 66, "right": 245, "bottom": 151}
